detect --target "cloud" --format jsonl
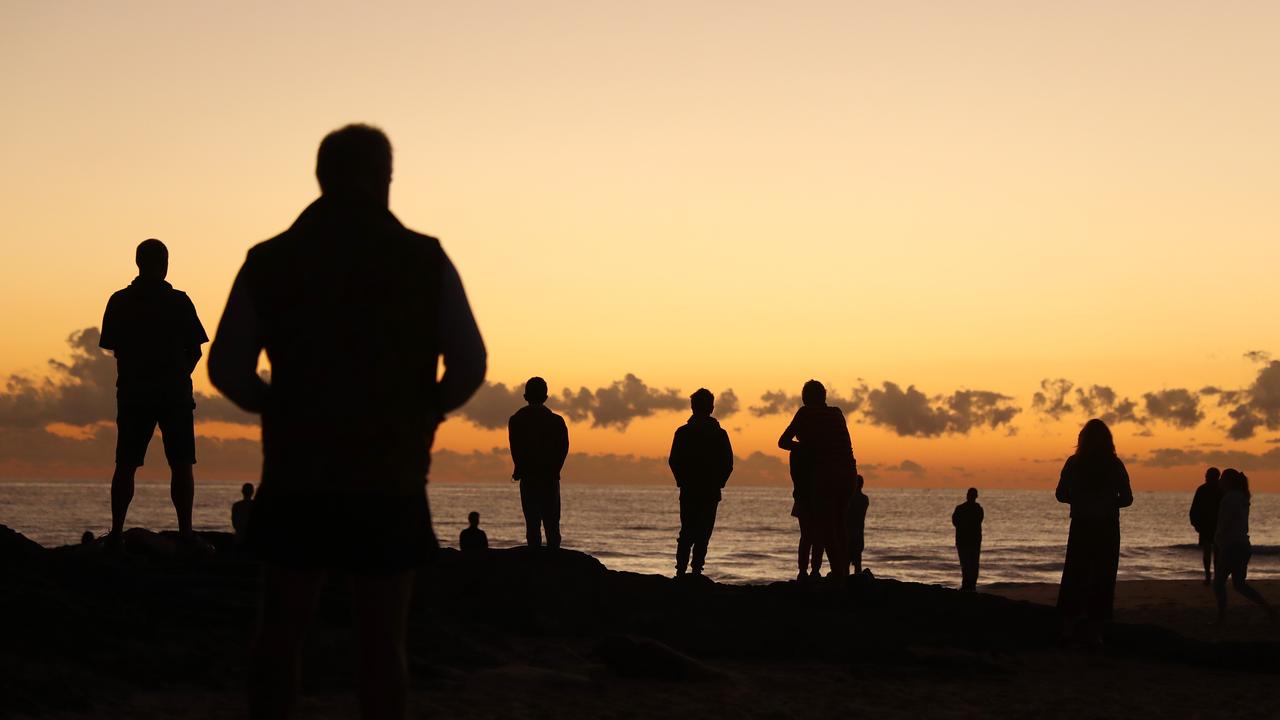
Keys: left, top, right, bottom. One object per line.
{"left": 1031, "top": 378, "right": 1074, "bottom": 420}
{"left": 862, "top": 382, "right": 1019, "bottom": 437}
{"left": 1222, "top": 360, "right": 1280, "bottom": 440}
{"left": 891, "top": 459, "right": 927, "bottom": 476}
{"left": 0, "top": 424, "right": 262, "bottom": 480}
{"left": 715, "top": 389, "right": 740, "bottom": 418}
{"left": 0, "top": 327, "right": 254, "bottom": 430}
{"left": 1139, "top": 446, "right": 1280, "bottom": 471}
{"left": 1245, "top": 351, "right": 1272, "bottom": 364}
{"left": 557, "top": 374, "right": 685, "bottom": 430}
{"left": 1142, "top": 389, "right": 1204, "bottom": 429}
{"left": 748, "top": 387, "right": 865, "bottom": 417}
{"left": 454, "top": 381, "right": 525, "bottom": 430}
{"left": 1074, "top": 385, "right": 1141, "bottom": 425}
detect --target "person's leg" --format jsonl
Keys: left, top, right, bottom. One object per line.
{"left": 691, "top": 499, "right": 718, "bottom": 574}
{"left": 519, "top": 481, "right": 541, "bottom": 548}
{"left": 159, "top": 402, "right": 197, "bottom": 535}
{"left": 957, "top": 546, "right": 970, "bottom": 590}
{"left": 1202, "top": 543, "right": 1213, "bottom": 584}
{"left": 544, "top": 479, "right": 562, "bottom": 549}
{"left": 974, "top": 544, "right": 982, "bottom": 589}
{"left": 676, "top": 491, "right": 693, "bottom": 575}
{"left": 1214, "top": 548, "right": 1230, "bottom": 623}
{"left": 1230, "top": 547, "right": 1277, "bottom": 619}
{"left": 352, "top": 571, "right": 415, "bottom": 720}
{"left": 110, "top": 464, "right": 138, "bottom": 536}
{"left": 250, "top": 564, "right": 326, "bottom": 720}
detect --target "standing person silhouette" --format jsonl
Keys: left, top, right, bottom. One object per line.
{"left": 1055, "top": 419, "right": 1133, "bottom": 647}
{"left": 952, "top": 487, "right": 984, "bottom": 592}
{"left": 668, "top": 388, "right": 734, "bottom": 577}
{"left": 1213, "top": 468, "right": 1277, "bottom": 625}
{"left": 232, "top": 482, "right": 255, "bottom": 546}
{"left": 789, "top": 442, "right": 822, "bottom": 581}
{"left": 779, "top": 380, "right": 858, "bottom": 584}
{"left": 99, "top": 239, "right": 208, "bottom": 547}
{"left": 846, "top": 475, "right": 869, "bottom": 575}
{"left": 508, "top": 377, "right": 569, "bottom": 549}
{"left": 1189, "top": 467, "right": 1222, "bottom": 585}
{"left": 209, "top": 124, "right": 486, "bottom": 720}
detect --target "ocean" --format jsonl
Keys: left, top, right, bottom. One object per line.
{"left": 2, "top": 482, "right": 1276, "bottom": 587}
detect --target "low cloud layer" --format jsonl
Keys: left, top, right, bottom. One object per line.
{"left": 750, "top": 382, "right": 1019, "bottom": 438}
{"left": 0, "top": 328, "right": 253, "bottom": 430}
{"left": 1139, "top": 446, "right": 1280, "bottom": 471}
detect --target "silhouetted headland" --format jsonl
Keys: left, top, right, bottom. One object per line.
{"left": 5, "top": 524, "right": 1279, "bottom": 719}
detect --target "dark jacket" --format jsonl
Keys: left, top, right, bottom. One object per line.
{"left": 1189, "top": 482, "right": 1221, "bottom": 535}
{"left": 100, "top": 277, "right": 207, "bottom": 402}
{"left": 952, "top": 501, "right": 984, "bottom": 547}
{"left": 508, "top": 404, "right": 570, "bottom": 481}
{"left": 1055, "top": 454, "right": 1133, "bottom": 521}
{"left": 668, "top": 415, "right": 734, "bottom": 493}
{"left": 233, "top": 197, "right": 446, "bottom": 494}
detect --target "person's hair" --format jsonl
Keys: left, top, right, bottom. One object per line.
{"left": 1205, "top": 467, "right": 1221, "bottom": 483}
{"left": 801, "top": 379, "right": 826, "bottom": 407}
{"left": 468, "top": 511, "right": 480, "bottom": 524}
{"left": 690, "top": 388, "right": 714, "bottom": 415}
{"left": 316, "top": 124, "right": 393, "bottom": 196}
{"left": 241, "top": 482, "right": 254, "bottom": 498}
{"left": 135, "top": 238, "right": 167, "bottom": 276}
{"left": 1074, "top": 418, "right": 1116, "bottom": 459}
{"left": 967, "top": 487, "right": 978, "bottom": 501}
{"left": 855, "top": 474, "right": 864, "bottom": 490}
{"left": 1220, "top": 468, "right": 1251, "bottom": 499}
{"left": 524, "top": 376, "right": 549, "bottom": 404}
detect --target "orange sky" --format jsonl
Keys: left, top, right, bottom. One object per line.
{"left": 2, "top": 2, "right": 1279, "bottom": 490}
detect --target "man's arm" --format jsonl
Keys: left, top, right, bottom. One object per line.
{"left": 208, "top": 264, "right": 269, "bottom": 413}
{"left": 1116, "top": 461, "right": 1134, "bottom": 509}
{"left": 554, "top": 417, "right": 569, "bottom": 472}
{"left": 507, "top": 417, "right": 522, "bottom": 481}
{"left": 668, "top": 429, "right": 685, "bottom": 486}
{"left": 720, "top": 429, "right": 734, "bottom": 487}
{"left": 98, "top": 294, "right": 119, "bottom": 352}
{"left": 437, "top": 253, "right": 486, "bottom": 413}
{"left": 1054, "top": 460, "right": 1071, "bottom": 504}
{"left": 182, "top": 294, "right": 209, "bottom": 374}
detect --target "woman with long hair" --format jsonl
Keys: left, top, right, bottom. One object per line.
{"left": 1055, "top": 419, "right": 1133, "bottom": 645}
{"left": 779, "top": 380, "right": 858, "bottom": 584}
{"left": 1213, "top": 468, "right": 1277, "bottom": 624}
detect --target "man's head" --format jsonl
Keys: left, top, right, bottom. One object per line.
{"left": 967, "top": 487, "right": 979, "bottom": 502}
{"left": 855, "top": 474, "right": 865, "bottom": 491}
{"left": 316, "top": 124, "right": 393, "bottom": 205}
{"left": 524, "top": 376, "right": 549, "bottom": 405}
{"left": 801, "top": 379, "right": 826, "bottom": 407}
{"left": 690, "top": 388, "right": 714, "bottom": 416}
{"left": 468, "top": 511, "right": 480, "bottom": 528}
{"left": 135, "top": 238, "right": 168, "bottom": 280}
{"left": 241, "top": 482, "right": 254, "bottom": 500}
{"left": 1206, "top": 467, "right": 1221, "bottom": 485}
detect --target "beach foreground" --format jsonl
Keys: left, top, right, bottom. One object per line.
{"left": 3, "top": 526, "right": 1278, "bottom": 720}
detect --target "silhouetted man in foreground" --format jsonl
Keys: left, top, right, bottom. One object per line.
{"left": 846, "top": 474, "right": 868, "bottom": 574}
{"left": 508, "top": 377, "right": 569, "bottom": 549}
{"left": 1189, "top": 466, "right": 1222, "bottom": 585}
{"left": 232, "top": 482, "right": 255, "bottom": 545}
{"left": 459, "top": 511, "right": 488, "bottom": 552}
{"left": 100, "top": 239, "right": 208, "bottom": 545}
{"left": 668, "top": 388, "right": 733, "bottom": 577}
{"left": 210, "top": 124, "right": 486, "bottom": 720}
{"left": 952, "top": 487, "right": 984, "bottom": 592}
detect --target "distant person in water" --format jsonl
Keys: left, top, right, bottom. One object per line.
{"left": 1213, "top": 468, "right": 1276, "bottom": 625}
{"left": 209, "top": 124, "right": 487, "bottom": 720}
{"left": 952, "top": 487, "right": 984, "bottom": 592}
{"left": 846, "top": 474, "right": 868, "bottom": 575}
{"left": 99, "top": 239, "right": 208, "bottom": 547}
{"left": 81, "top": 530, "right": 95, "bottom": 545}
{"left": 459, "top": 511, "right": 488, "bottom": 552}
{"left": 779, "top": 380, "right": 858, "bottom": 584}
{"left": 1055, "top": 419, "right": 1133, "bottom": 646}
{"left": 508, "top": 376, "right": 569, "bottom": 549}
{"left": 668, "top": 388, "right": 734, "bottom": 577}
{"left": 1189, "top": 467, "right": 1222, "bottom": 585}
{"left": 231, "top": 482, "right": 254, "bottom": 545}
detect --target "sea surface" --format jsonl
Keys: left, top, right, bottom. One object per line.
{"left": 2, "top": 482, "right": 1277, "bottom": 587}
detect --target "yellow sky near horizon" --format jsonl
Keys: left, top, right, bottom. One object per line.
{"left": 2, "top": 1, "right": 1279, "bottom": 489}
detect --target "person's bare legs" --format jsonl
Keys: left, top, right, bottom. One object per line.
{"left": 110, "top": 464, "right": 138, "bottom": 537}
{"left": 352, "top": 571, "right": 415, "bottom": 720}
{"left": 170, "top": 463, "right": 195, "bottom": 534}
{"left": 1202, "top": 545, "right": 1213, "bottom": 584}
{"left": 250, "top": 564, "right": 326, "bottom": 720}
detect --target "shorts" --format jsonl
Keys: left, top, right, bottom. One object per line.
{"left": 115, "top": 399, "right": 196, "bottom": 467}
{"left": 1198, "top": 532, "right": 1215, "bottom": 549}
{"left": 248, "top": 489, "right": 438, "bottom": 575}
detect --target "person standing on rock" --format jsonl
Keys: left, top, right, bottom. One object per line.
{"left": 508, "top": 376, "right": 569, "bottom": 549}
{"left": 952, "top": 487, "right": 984, "bottom": 592}
{"left": 846, "top": 474, "right": 869, "bottom": 575}
{"left": 668, "top": 388, "right": 734, "bottom": 577}
{"left": 779, "top": 380, "right": 858, "bottom": 584}
{"left": 99, "top": 238, "right": 208, "bottom": 548}
{"left": 1189, "top": 467, "right": 1222, "bottom": 585}
{"left": 210, "top": 124, "right": 486, "bottom": 720}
